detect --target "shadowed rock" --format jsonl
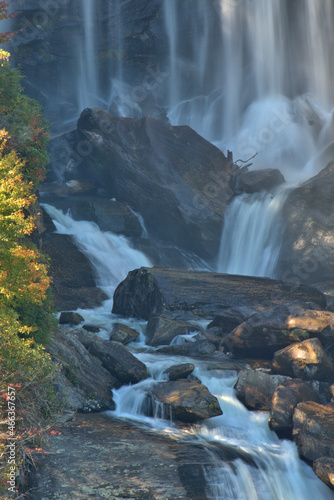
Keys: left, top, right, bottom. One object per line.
{"left": 313, "top": 458, "right": 334, "bottom": 490}
{"left": 163, "top": 364, "right": 195, "bottom": 381}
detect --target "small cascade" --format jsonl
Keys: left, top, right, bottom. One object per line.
{"left": 217, "top": 187, "right": 291, "bottom": 278}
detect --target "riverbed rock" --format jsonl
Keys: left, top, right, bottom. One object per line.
{"left": 88, "top": 339, "right": 148, "bottom": 385}
{"left": 145, "top": 316, "right": 199, "bottom": 346}
{"left": 147, "top": 379, "right": 222, "bottom": 422}
{"left": 280, "top": 158, "right": 334, "bottom": 285}
{"left": 48, "top": 329, "right": 116, "bottom": 412}
{"left": 112, "top": 267, "right": 327, "bottom": 321}
{"left": 110, "top": 323, "right": 140, "bottom": 345}
{"left": 234, "top": 369, "right": 290, "bottom": 411}
{"left": 221, "top": 302, "right": 329, "bottom": 358}
{"left": 268, "top": 379, "right": 321, "bottom": 438}
{"left": 292, "top": 402, "right": 334, "bottom": 461}
{"left": 272, "top": 338, "right": 334, "bottom": 382}
{"left": 207, "top": 306, "right": 262, "bottom": 334}
{"left": 163, "top": 363, "right": 195, "bottom": 381}
{"left": 231, "top": 168, "right": 285, "bottom": 194}
{"left": 158, "top": 340, "right": 216, "bottom": 357}
{"left": 59, "top": 311, "right": 84, "bottom": 326}
{"left": 313, "top": 458, "right": 334, "bottom": 490}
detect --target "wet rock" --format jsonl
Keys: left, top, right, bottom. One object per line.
{"left": 110, "top": 323, "right": 140, "bottom": 345}
{"left": 48, "top": 329, "right": 116, "bottom": 412}
{"left": 72, "top": 109, "right": 233, "bottom": 261}
{"left": 280, "top": 158, "right": 334, "bottom": 285}
{"left": 272, "top": 338, "right": 334, "bottom": 382}
{"left": 89, "top": 339, "right": 148, "bottom": 385}
{"left": 292, "top": 402, "right": 334, "bottom": 461}
{"left": 231, "top": 168, "right": 285, "bottom": 194}
{"left": 234, "top": 369, "right": 290, "bottom": 411}
{"left": 145, "top": 316, "right": 198, "bottom": 346}
{"left": 194, "top": 330, "right": 222, "bottom": 348}
{"left": 222, "top": 302, "right": 326, "bottom": 358}
{"left": 269, "top": 379, "right": 321, "bottom": 438}
{"left": 59, "top": 311, "right": 84, "bottom": 326}
{"left": 82, "top": 324, "right": 100, "bottom": 333}
{"left": 65, "top": 179, "right": 97, "bottom": 196}
{"left": 147, "top": 379, "right": 222, "bottom": 422}
{"left": 112, "top": 267, "right": 326, "bottom": 321}
{"left": 313, "top": 457, "right": 334, "bottom": 490}
{"left": 158, "top": 341, "right": 216, "bottom": 357}
{"left": 163, "top": 363, "right": 195, "bottom": 381}
{"left": 207, "top": 306, "right": 261, "bottom": 334}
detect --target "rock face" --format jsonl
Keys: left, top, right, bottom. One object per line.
{"left": 234, "top": 369, "right": 290, "bottom": 411}
{"left": 280, "top": 159, "right": 334, "bottom": 285}
{"left": 231, "top": 168, "right": 285, "bottom": 194}
{"left": 88, "top": 339, "right": 148, "bottom": 385}
{"left": 53, "top": 109, "right": 232, "bottom": 261}
{"left": 222, "top": 303, "right": 329, "bottom": 358}
{"left": 110, "top": 323, "right": 140, "bottom": 345}
{"left": 313, "top": 458, "right": 334, "bottom": 490}
{"left": 145, "top": 316, "right": 198, "bottom": 346}
{"left": 272, "top": 338, "right": 334, "bottom": 382}
{"left": 269, "top": 379, "right": 320, "bottom": 438}
{"left": 293, "top": 402, "right": 334, "bottom": 461}
{"left": 147, "top": 379, "right": 222, "bottom": 422}
{"left": 48, "top": 329, "right": 116, "bottom": 412}
{"left": 112, "top": 267, "right": 327, "bottom": 321}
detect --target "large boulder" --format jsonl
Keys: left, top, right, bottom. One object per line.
{"left": 272, "top": 338, "right": 334, "bottom": 382}
{"left": 147, "top": 379, "right": 222, "bottom": 422}
{"left": 61, "top": 109, "right": 234, "bottom": 261}
{"left": 269, "top": 379, "right": 321, "bottom": 438}
{"left": 145, "top": 316, "right": 199, "bottom": 346}
{"left": 222, "top": 303, "right": 329, "bottom": 358}
{"left": 207, "top": 306, "right": 262, "bottom": 334}
{"left": 88, "top": 339, "right": 148, "bottom": 385}
{"left": 313, "top": 458, "right": 334, "bottom": 490}
{"left": 292, "top": 402, "right": 334, "bottom": 461}
{"left": 279, "top": 158, "right": 334, "bottom": 285}
{"left": 110, "top": 323, "right": 140, "bottom": 345}
{"left": 163, "top": 363, "right": 195, "bottom": 381}
{"left": 234, "top": 369, "right": 290, "bottom": 411}
{"left": 112, "top": 267, "right": 327, "bottom": 321}
{"left": 48, "top": 329, "right": 116, "bottom": 412}
{"left": 157, "top": 340, "right": 216, "bottom": 357}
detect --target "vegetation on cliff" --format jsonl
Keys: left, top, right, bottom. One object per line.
{"left": 0, "top": 19, "right": 57, "bottom": 495}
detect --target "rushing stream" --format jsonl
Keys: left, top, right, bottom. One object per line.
{"left": 43, "top": 204, "right": 334, "bottom": 500}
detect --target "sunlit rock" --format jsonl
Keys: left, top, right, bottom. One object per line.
{"left": 313, "top": 458, "right": 334, "bottom": 491}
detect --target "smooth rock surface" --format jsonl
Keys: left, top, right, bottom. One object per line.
{"left": 313, "top": 457, "right": 334, "bottom": 491}
{"left": 112, "top": 267, "right": 327, "bottom": 321}
{"left": 110, "top": 323, "right": 140, "bottom": 345}
{"left": 163, "top": 363, "right": 195, "bottom": 381}
{"left": 145, "top": 315, "right": 199, "bottom": 346}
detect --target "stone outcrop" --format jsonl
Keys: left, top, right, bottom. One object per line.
{"left": 163, "top": 363, "right": 195, "bottom": 381}
{"left": 269, "top": 379, "right": 320, "bottom": 438}
{"left": 272, "top": 338, "right": 334, "bottom": 382}
{"left": 292, "top": 402, "right": 334, "bottom": 461}
{"left": 231, "top": 168, "right": 285, "bottom": 194}
{"left": 234, "top": 369, "right": 290, "bottom": 411}
{"left": 88, "top": 339, "right": 148, "bottom": 385}
{"left": 145, "top": 316, "right": 199, "bottom": 346}
{"left": 48, "top": 329, "right": 116, "bottom": 412}
{"left": 147, "top": 379, "right": 222, "bottom": 422}
{"left": 222, "top": 303, "right": 330, "bottom": 358}
{"left": 110, "top": 323, "right": 140, "bottom": 345}
{"left": 112, "top": 267, "right": 327, "bottom": 321}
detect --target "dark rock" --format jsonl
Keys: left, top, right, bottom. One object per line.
{"left": 42, "top": 232, "right": 107, "bottom": 311}
{"left": 145, "top": 316, "right": 199, "bottom": 346}
{"left": 163, "top": 363, "right": 195, "bottom": 381}
{"left": 269, "top": 379, "right": 321, "bottom": 438}
{"left": 48, "top": 329, "right": 116, "bottom": 412}
{"left": 231, "top": 168, "right": 285, "bottom": 194}
{"left": 59, "top": 311, "right": 84, "bottom": 326}
{"left": 110, "top": 323, "right": 140, "bottom": 345}
{"left": 222, "top": 302, "right": 328, "bottom": 358}
{"left": 158, "top": 341, "right": 216, "bottom": 357}
{"left": 83, "top": 325, "right": 101, "bottom": 333}
{"left": 112, "top": 267, "right": 326, "bottom": 321}
{"left": 280, "top": 158, "right": 334, "bottom": 285}
{"left": 147, "top": 379, "right": 222, "bottom": 422}
{"left": 73, "top": 109, "right": 234, "bottom": 260}
{"left": 207, "top": 306, "right": 261, "bottom": 334}
{"left": 313, "top": 457, "right": 334, "bottom": 490}
{"left": 292, "top": 402, "right": 334, "bottom": 461}
{"left": 234, "top": 369, "right": 290, "bottom": 411}
{"left": 89, "top": 339, "right": 148, "bottom": 385}
{"left": 272, "top": 338, "right": 334, "bottom": 382}
{"left": 194, "top": 331, "right": 222, "bottom": 348}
